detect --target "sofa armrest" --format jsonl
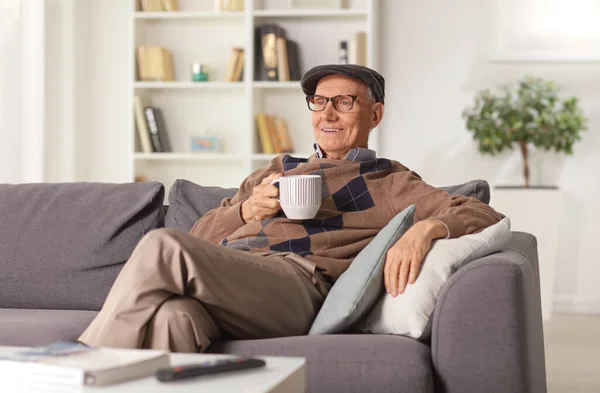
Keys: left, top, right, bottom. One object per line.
{"left": 431, "top": 232, "right": 547, "bottom": 393}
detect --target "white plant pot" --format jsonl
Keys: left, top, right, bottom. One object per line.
{"left": 490, "top": 186, "right": 562, "bottom": 321}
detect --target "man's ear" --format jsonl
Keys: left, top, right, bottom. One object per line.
{"left": 370, "top": 103, "right": 384, "bottom": 129}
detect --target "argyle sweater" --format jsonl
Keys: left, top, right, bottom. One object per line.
{"left": 189, "top": 151, "right": 502, "bottom": 281}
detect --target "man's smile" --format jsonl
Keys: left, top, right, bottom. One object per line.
{"left": 322, "top": 128, "right": 344, "bottom": 133}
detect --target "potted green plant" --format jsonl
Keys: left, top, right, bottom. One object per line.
{"left": 462, "top": 76, "right": 588, "bottom": 188}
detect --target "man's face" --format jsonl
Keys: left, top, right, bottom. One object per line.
{"left": 311, "top": 74, "right": 383, "bottom": 160}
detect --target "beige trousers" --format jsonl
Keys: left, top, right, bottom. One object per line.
{"left": 79, "top": 228, "right": 330, "bottom": 353}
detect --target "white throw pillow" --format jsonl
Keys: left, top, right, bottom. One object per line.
{"left": 358, "top": 217, "right": 512, "bottom": 340}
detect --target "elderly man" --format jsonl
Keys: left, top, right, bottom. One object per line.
{"left": 79, "top": 64, "right": 501, "bottom": 353}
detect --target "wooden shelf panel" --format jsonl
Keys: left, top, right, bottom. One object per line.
{"left": 253, "top": 81, "right": 302, "bottom": 89}
{"left": 134, "top": 153, "right": 245, "bottom": 160}
{"left": 134, "top": 82, "right": 244, "bottom": 89}
{"left": 253, "top": 9, "right": 368, "bottom": 18}
{"left": 134, "top": 12, "right": 245, "bottom": 20}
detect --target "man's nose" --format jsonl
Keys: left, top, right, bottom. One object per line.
{"left": 322, "top": 101, "right": 338, "bottom": 121}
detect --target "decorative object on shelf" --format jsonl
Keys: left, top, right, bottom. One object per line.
{"left": 224, "top": 48, "right": 244, "bottom": 82}
{"left": 192, "top": 63, "right": 209, "bottom": 82}
{"left": 338, "top": 41, "right": 348, "bottom": 64}
{"left": 191, "top": 135, "right": 221, "bottom": 153}
{"left": 256, "top": 113, "right": 294, "bottom": 154}
{"left": 255, "top": 24, "right": 301, "bottom": 81}
{"left": 291, "top": 0, "right": 342, "bottom": 9}
{"left": 136, "top": 46, "right": 175, "bottom": 81}
{"left": 462, "top": 76, "right": 588, "bottom": 188}
{"left": 214, "top": 0, "right": 244, "bottom": 12}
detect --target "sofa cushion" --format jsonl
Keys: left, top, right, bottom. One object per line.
{"left": 359, "top": 217, "right": 512, "bottom": 340}
{"left": 0, "top": 309, "right": 98, "bottom": 346}
{"left": 0, "top": 182, "right": 165, "bottom": 310}
{"left": 309, "top": 205, "right": 416, "bottom": 335}
{"left": 208, "top": 334, "right": 433, "bottom": 393}
{"left": 164, "top": 179, "right": 237, "bottom": 233}
{"left": 439, "top": 179, "right": 490, "bottom": 204}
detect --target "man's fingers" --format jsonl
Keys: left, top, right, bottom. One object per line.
{"left": 261, "top": 172, "right": 283, "bottom": 185}
{"left": 383, "top": 257, "right": 391, "bottom": 294}
{"left": 398, "top": 260, "right": 410, "bottom": 295}
{"left": 409, "top": 257, "right": 421, "bottom": 284}
{"left": 389, "top": 259, "right": 400, "bottom": 296}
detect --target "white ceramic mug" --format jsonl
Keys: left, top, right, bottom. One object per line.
{"left": 270, "top": 175, "right": 322, "bottom": 220}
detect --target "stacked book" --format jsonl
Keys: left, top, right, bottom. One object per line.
{"left": 255, "top": 24, "right": 302, "bottom": 82}
{"left": 134, "top": 95, "right": 172, "bottom": 153}
{"left": 256, "top": 113, "right": 294, "bottom": 154}
{"left": 225, "top": 47, "right": 244, "bottom": 82}
{"left": 136, "top": 46, "right": 175, "bottom": 82}
{"left": 139, "top": 0, "right": 178, "bottom": 11}
{"left": 215, "top": 0, "right": 244, "bottom": 11}
{"left": 0, "top": 342, "right": 169, "bottom": 391}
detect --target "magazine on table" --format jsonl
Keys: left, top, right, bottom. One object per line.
{"left": 0, "top": 341, "right": 170, "bottom": 388}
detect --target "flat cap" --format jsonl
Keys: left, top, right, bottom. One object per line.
{"left": 300, "top": 64, "right": 385, "bottom": 104}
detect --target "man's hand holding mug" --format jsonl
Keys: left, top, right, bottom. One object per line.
{"left": 242, "top": 173, "right": 323, "bottom": 223}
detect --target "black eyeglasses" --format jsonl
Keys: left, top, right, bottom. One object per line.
{"left": 305, "top": 95, "right": 359, "bottom": 112}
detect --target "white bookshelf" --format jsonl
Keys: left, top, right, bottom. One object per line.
{"left": 129, "top": 0, "right": 379, "bottom": 192}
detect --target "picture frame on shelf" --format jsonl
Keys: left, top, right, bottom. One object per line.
{"left": 191, "top": 135, "right": 221, "bottom": 153}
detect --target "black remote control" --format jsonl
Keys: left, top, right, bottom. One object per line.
{"left": 155, "top": 358, "right": 266, "bottom": 382}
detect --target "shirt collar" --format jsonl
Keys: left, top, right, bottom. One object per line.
{"left": 313, "top": 143, "right": 377, "bottom": 162}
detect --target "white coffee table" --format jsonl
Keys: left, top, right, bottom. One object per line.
{"left": 0, "top": 347, "right": 305, "bottom": 393}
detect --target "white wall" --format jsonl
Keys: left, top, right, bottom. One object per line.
{"left": 380, "top": 0, "right": 600, "bottom": 313}
{"left": 71, "top": 0, "right": 130, "bottom": 183}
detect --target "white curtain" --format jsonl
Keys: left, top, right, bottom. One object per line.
{"left": 0, "top": 0, "right": 45, "bottom": 184}
{"left": 0, "top": 0, "right": 22, "bottom": 183}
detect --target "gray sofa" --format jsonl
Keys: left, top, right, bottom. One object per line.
{"left": 0, "top": 180, "right": 547, "bottom": 393}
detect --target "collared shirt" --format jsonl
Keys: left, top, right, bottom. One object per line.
{"left": 312, "top": 143, "right": 377, "bottom": 161}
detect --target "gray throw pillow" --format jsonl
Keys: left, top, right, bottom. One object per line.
{"left": 164, "top": 179, "right": 237, "bottom": 233}
{"left": 308, "top": 205, "right": 416, "bottom": 335}
{"left": 0, "top": 182, "right": 165, "bottom": 311}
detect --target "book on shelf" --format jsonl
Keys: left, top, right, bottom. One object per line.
{"left": 225, "top": 47, "right": 244, "bottom": 82}
{"left": 139, "top": 0, "right": 178, "bottom": 11}
{"left": 134, "top": 95, "right": 153, "bottom": 153}
{"left": 214, "top": 0, "right": 244, "bottom": 12}
{"left": 0, "top": 341, "right": 169, "bottom": 388}
{"left": 136, "top": 46, "right": 175, "bottom": 82}
{"left": 255, "top": 24, "right": 302, "bottom": 82}
{"left": 144, "top": 107, "right": 172, "bottom": 153}
{"left": 348, "top": 31, "right": 367, "bottom": 66}
{"left": 256, "top": 113, "right": 294, "bottom": 154}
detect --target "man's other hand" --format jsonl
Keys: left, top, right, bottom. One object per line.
{"left": 383, "top": 219, "right": 448, "bottom": 296}
{"left": 241, "top": 173, "right": 283, "bottom": 223}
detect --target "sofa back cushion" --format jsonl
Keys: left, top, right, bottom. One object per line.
{"left": 164, "top": 178, "right": 491, "bottom": 231}
{"left": 165, "top": 179, "right": 237, "bottom": 233}
{"left": 0, "top": 182, "right": 165, "bottom": 311}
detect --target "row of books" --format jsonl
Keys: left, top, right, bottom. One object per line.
{"left": 136, "top": 46, "right": 175, "bottom": 82}
{"left": 215, "top": 0, "right": 244, "bottom": 11}
{"left": 138, "top": 0, "right": 178, "bottom": 11}
{"left": 255, "top": 24, "right": 302, "bottom": 82}
{"left": 256, "top": 113, "right": 294, "bottom": 154}
{"left": 134, "top": 95, "right": 172, "bottom": 153}
{"left": 225, "top": 47, "right": 244, "bottom": 82}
